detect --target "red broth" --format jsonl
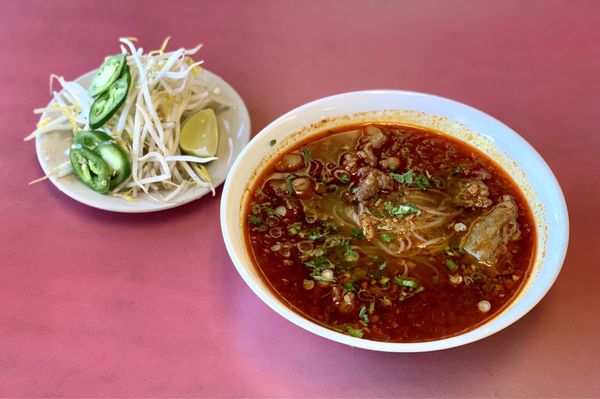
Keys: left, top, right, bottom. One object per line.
{"left": 243, "top": 124, "right": 535, "bottom": 342}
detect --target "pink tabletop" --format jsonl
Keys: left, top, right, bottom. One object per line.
{"left": 1, "top": 0, "right": 599, "bottom": 397}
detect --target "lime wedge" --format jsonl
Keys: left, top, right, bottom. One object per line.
{"left": 180, "top": 108, "right": 219, "bottom": 157}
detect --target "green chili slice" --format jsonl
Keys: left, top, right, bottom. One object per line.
{"left": 69, "top": 145, "right": 110, "bottom": 193}
{"left": 89, "top": 65, "right": 131, "bottom": 129}
{"left": 95, "top": 141, "right": 132, "bottom": 189}
{"left": 88, "top": 54, "right": 126, "bottom": 97}
{"left": 74, "top": 130, "right": 112, "bottom": 150}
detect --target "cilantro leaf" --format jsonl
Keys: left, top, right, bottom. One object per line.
{"left": 390, "top": 169, "right": 414, "bottom": 184}
{"left": 338, "top": 174, "right": 350, "bottom": 183}
{"left": 344, "top": 239, "right": 358, "bottom": 259}
{"left": 304, "top": 256, "right": 330, "bottom": 270}
{"left": 415, "top": 174, "right": 431, "bottom": 190}
{"left": 351, "top": 228, "right": 365, "bottom": 240}
{"left": 383, "top": 202, "right": 422, "bottom": 218}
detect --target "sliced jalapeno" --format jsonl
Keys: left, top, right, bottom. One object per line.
{"left": 69, "top": 145, "right": 110, "bottom": 193}
{"left": 89, "top": 65, "right": 131, "bottom": 129}
{"left": 95, "top": 141, "right": 131, "bottom": 188}
{"left": 74, "top": 130, "right": 112, "bottom": 149}
{"left": 88, "top": 54, "right": 126, "bottom": 97}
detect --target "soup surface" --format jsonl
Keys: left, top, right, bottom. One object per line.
{"left": 244, "top": 124, "right": 535, "bottom": 342}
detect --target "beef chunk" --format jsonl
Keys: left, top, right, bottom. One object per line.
{"left": 355, "top": 168, "right": 394, "bottom": 202}
{"left": 460, "top": 195, "right": 521, "bottom": 267}
{"left": 361, "top": 126, "right": 387, "bottom": 149}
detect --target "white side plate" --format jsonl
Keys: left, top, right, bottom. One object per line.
{"left": 35, "top": 68, "right": 250, "bottom": 213}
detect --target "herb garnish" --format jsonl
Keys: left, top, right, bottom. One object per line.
{"left": 415, "top": 174, "right": 431, "bottom": 190}
{"left": 285, "top": 175, "right": 294, "bottom": 193}
{"left": 338, "top": 174, "right": 350, "bottom": 183}
{"left": 347, "top": 326, "right": 364, "bottom": 338}
{"left": 378, "top": 261, "right": 387, "bottom": 270}
{"left": 393, "top": 277, "right": 421, "bottom": 289}
{"left": 446, "top": 259, "right": 458, "bottom": 272}
{"left": 344, "top": 282, "right": 356, "bottom": 291}
{"left": 390, "top": 168, "right": 431, "bottom": 190}
{"left": 344, "top": 239, "right": 358, "bottom": 259}
{"left": 383, "top": 202, "right": 422, "bottom": 218}
{"left": 359, "top": 306, "right": 369, "bottom": 324}
{"left": 380, "top": 233, "right": 394, "bottom": 243}
{"left": 302, "top": 147, "right": 313, "bottom": 161}
{"left": 269, "top": 139, "right": 276, "bottom": 146}
{"left": 248, "top": 215, "right": 263, "bottom": 225}
{"left": 351, "top": 228, "right": 365, "bottom": 240}
{"left": 390, "top": 169, "right": 414, "bottom": 184}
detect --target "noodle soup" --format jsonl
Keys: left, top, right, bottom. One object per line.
{"left": 243, "top": 124, "right": 535, "bottom": 342}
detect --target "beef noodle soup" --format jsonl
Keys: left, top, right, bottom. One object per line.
{"left": 243, "top": 124, "right": 536, "bottom": 342}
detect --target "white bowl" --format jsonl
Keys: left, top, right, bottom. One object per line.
{"left": 220, "top": 90, "right": 569, "bottom": 352}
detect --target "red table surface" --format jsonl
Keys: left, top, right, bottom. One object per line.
{"left": 1, "top": 0, "right": 598, "bottom": 397}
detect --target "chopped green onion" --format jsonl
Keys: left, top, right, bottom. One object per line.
{"left": 247, "top": 215, "right": 263, "bottom": 225}
{"left": 288, "top": 226, "right": 299, "bottom": 235}
{"left": 368, "top": 301, "right": 375, "bottom": 314}
{"left": 285, "top": 175, "right": 294, "bottom": 193}
{"left": 302, "top": 147, "right": 313, "bottom": 161}
{"left": 446, "top": 259, "right": 458, "bottom": 272}
{"left": 358, "top": 306, "right": 369, "bottom": 324}
{"left": 378, "top": 261, "right": 387, "bottom": 270}
{"left": 338, "top": 174, "right": 350, "bottom": 183}
{"left": 347, "top": 326, "right": 364, "bottom": 338}
{"left": 393, "top": 277, "right": 421, "bottom": 289}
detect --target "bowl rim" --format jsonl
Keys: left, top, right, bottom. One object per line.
{"left": 220, "top": 89, "right": 569, "bottom": 352}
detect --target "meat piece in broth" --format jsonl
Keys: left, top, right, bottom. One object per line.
{"left": 461, "top": 195, "right": 521, "bottom": 267}
{"left": 357, "top": 126, "right": 388, "bottom": 166}
{"left": 354, "top": 168, "right": 394, "bottom": 202}
{"left": 449, "top": 178, "right": 492, "bottom": 208}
